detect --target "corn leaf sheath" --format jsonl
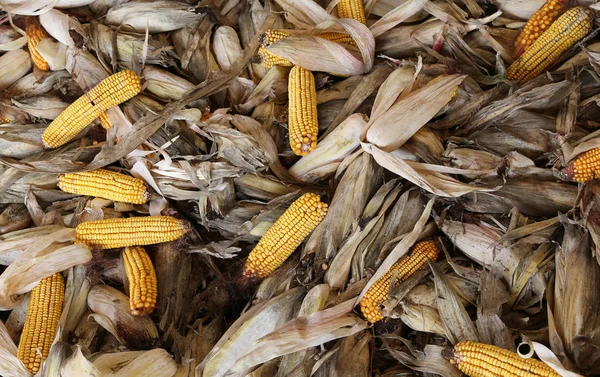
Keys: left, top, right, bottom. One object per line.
{"left": 359, "top": 240, "right": 439, "bottom": 323}
{"left": 450, "top": 341, "right": 561, "bottom": 377}
{"left": 17, "top": 273, "right": 65, "bottom": 374}
{"left": 244, "top": 193, "right": 327, "bottom": 278}
{"left": 42, "top": 69, "right": 142, "bottom": 148}
{"left": 507, "top": 6, "right": 595, "bottom": 84}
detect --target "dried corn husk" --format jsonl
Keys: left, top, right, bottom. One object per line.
{"left": 0, "top": 50, "right": 32, "bottom": 91}
{"left": 105, "top": 1, "right": 204, "bottom": 33}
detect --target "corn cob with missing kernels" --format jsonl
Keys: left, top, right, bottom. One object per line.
{"left": 123, "top": 246, "right": 157, "bottom": 316}
{"left": 449, "top": 341, "right": 561, "bottom": 377}
{"left": 559, "top": 146, "right": 600, "bottom": 182}
{"left": 244, "top": 193, "right": 328, "bottom": 279}
{"left": 359, "top": 240, "right": 439, "bottom": 323}
{"left": 25, "top": 17, "right": 50, "bottom": 71}
{"left": 58, "top": 169, "right": 150, "bottom": 204}
{"left": 42, "top": 69, "right": 142, "bottom": 148}
{"left": 338, "top": 0, "right": 367, "bottom": 24}
{"left": 288, "top": 65, "right": 319, "bottom": 156}
{"left": 512, "top": 0, "right": 570, "bottom": 58}
{"left": 17, "top": 273, "right": 64, "bottom": 374}
{"left": 507, "top": 6, "right": 595, "bottom": 84}
{"left": 75, "top": 216, "right": 187, "bottom": 249}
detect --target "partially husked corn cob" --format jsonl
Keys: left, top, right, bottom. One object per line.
{"left": 244, "top": 193, "right": 327, "bottom": 278}
{"left": 288, "top": 66, "right": 319, "bottom": 156}
{"left": 123, "top": 246, "right": 157, "bottom": 316}
{"left": 42, "top": 70, "right": 142, "bottom": 148}
{"left": 512, "top": 0, "right": 570, "bottom": 58}
{"left": 98, "top": 111, "right": 113, "bottom": 130}
{"left": 58, "top": 169, "right": 150, "bottom": 204}
{"left": 450, "top": 341, "right": 561, "bottom": 377}
{"left": 507, "top": 6, "right": 595, "bottom": 84}
{"left": 75, "top": 216, "right": 187, "bottom": 249}
{"left": 25, "top": 17, "right": 50, "bottom": 71}
{"left": 319, "top": 32, "right": 357, "bottom": 46}
{"left": 338, "top": 0, "right": 367, "bottom": 24}
{"left": 17, "top": 273, "right": 64, "bottom": 374}
{"left": 559, "top": 146, "right": 600, "bottom": 182}
{"left": 359, "top": 240, "right": 439, "bottom": 323}
{"left": 0, "top": 115, "right": 10, "bottom": 124}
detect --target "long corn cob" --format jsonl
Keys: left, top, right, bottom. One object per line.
{"left": 512, "top": 0, "right": 570, "bottom": 58}
{"left": 42, "top": 70, "right": 142, "bottom": 148}
{"left": 359, "top": 240, "right": 439, "bottom": 323}
{"left": 75, "top": 216, "right": 187, "bottom": 249}
{"left": 450, "top": 341, "right": 561, "bottom": 377}
{"left": 288, "top": 66, "right": 319, "bottom": 156}
{"left": 25, "top": 17, "right": 50, "bottom": 71}
{"left": 338, "top": 0, "right": 367, "bottom": 24}
{"left": 559, "top": 146, "right": 600, "bottom": 182}
{"left": 0, "top": 115, "right": 10, "bottom": 124}
{"left": 244, "top": 193, "right": 328, "bottom": 278}
{"left": 507, "top": 6, "right": 595, "bottom": 84}
{"left": 123, "top": 246, "right": 157, "bottom": 316}
{"left": 58, "top": 169, "right": 149, "bottom": 204}
{"left": 17, "top": 273, "right": 64, "bottom": 374}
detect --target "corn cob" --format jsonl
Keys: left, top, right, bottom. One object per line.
{"left": 244, "top": 193, "right": 328, "bottom": 279}
{"left": 123, "top": 246, "right": 157, "bottom": 316}
{"left": 338, "top": 0, "right": 367, "bottom": 24}
{"left": 75, "top": 216, "right": 187, "bottom": 249}
{"left": 17, "top": 273, "right": 64, "bottom": 374}
{"left": 98, "top": 111, "right": 113, "bottom": 130}
{"left": 450, "top": 341, "right": 561, "bottom": 377}
{"left": 0, "top": 115, "right": 10, "bottom": 124}
{"left": 507, "top": 6, "right": 595, "bottom": 84}
{"left": 359, "top": 240, "right": 439, "bottom": 323}
{"left": 559, "top": 146, "right": 600, "bottom": 182}
{"left": 25, "top": 17, "right": 50, "bottom": 71}
{"left": 288, "top": 66, "right": 319, "bottom": 156}
{"left": 42, "top": 70, "right": 142, "bottom": 148}
{"left": 58, "top": 169, "right": 150, "bottom": 204}
{"left": 512, "top": 0, "right": 570, "bottom": 58}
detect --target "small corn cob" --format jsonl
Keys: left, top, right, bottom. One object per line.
{"left": 42, "top": 70, "right": 142, "bottom": 148}
{"left": 507, "top": 6, "right": 595, "bottom": 84}
{"left": 288, "top": 66, "right": 319, "bottom": 156}
{"left": 0, "top": 115, "right": 10, "bottom": 124}
{"left": 512, "top": 0, "right": 570, "bottom": 58}
{"left": 17, "top": 273, "right": 64, "bottom": 374}
{"left": 338, "top": 0, "right": 367, "bottom": 24}
{"left": 244, "top": 193, "right": 328, "bottom": 279}
{"left": 75, "top": 216, "right": 187, "bottom": 249}
{"left": 123, "top": 246, "right": 157, "bottom": 316}
{"left": 559, "top": 146, "right": 600, "bottom": 182}
{"left": 450, "top": 341, "right": 561, "bottom": 377}
{"left": 58, "top": 169, "right": 150, "bottom": 204}
{"left": 359, "top": 240, "right": 439, "bottom": 323}
{"left": 320, "top": 32, "right": 358, "bottom": 46}
{"left": 25, "top": 17, "right": 50, "bottom": 71}
{"left": 98, "top": 111, "right": 113, "bottom": 130}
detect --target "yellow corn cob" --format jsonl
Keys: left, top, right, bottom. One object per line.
{"left": 0, "top": 115, "right": 10, "bottom": 124}
{"left": 244, "top": 193, "right": 328, "bottom": 278}
{"left": 320, "top": 32, "right": 358, "bottom": 46}
{"left": 17, "top": 273, "right": 64, "bottom": 374}
{"left": 58, "top": 169, "right": 150, "bottom": 204}
{"left": 512, "top": 0, "right": 570, "bottom": 58}
{"left": 98, "top": 111, "right": 113, "bottom": 130}
{"left": 507, "top": 6, "right": 594, "bottom": 84}
{"left": 338, "top": 0, "right": 367, "bottom": 24}
{"left": 450, "top": 341, "right": 561, "bottom": 377}
{"left": 123, "top": 246, "right": 157, "bottom": 316}
{"left": 75, "top": 216, "right": 187, "bottom": 249}
{"left": 42, "top": 70, "right": 142, "bottom": 148}
{"left": 288, "top": 66, "right": 319, "bottom": 156}
{"left": 559, "top": 146, "right": 600, "bottom": 182}
{"left": 25, "top": 17, "right": 50, "bottom": 71}
{"left": 359, "top": 240, "right": 439, "bottom": 323}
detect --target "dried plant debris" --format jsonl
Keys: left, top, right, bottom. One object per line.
{"left": 1, "top": 0, "right": 600, "bottom": 375}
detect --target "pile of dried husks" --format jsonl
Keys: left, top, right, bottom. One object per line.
{"left": 0, "top": 0, "right": 599, "bottom": 376}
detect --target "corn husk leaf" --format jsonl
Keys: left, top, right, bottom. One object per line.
{"left": 39, "top": 9, "right": 75, "bottom": 47}
{"left": 0, "top": 50, "right": 32, "bottom": 91}
{"left": 384, "top": 341, "right": 462, "bottom": 377}
{"left": 369, "top": 0, "right": 428, "bottom": 37}
{"left": 105, "top": 1, "right": 204, "bottom": 33}
{"left": 101, "top": 349, "right": 177, "bottom": 377}
{"left": 59, "top": 346, "right": 101, "bottom": 377}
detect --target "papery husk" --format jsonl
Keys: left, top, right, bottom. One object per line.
{"left": 40, "top": 341, "right": 70, "bottom": 377}
{"left": 171, "top": 319, "right": 223, "bottom": 377}
{"left": 90, "top": 351, "right": 146, "bottom": 374}
{"left": 100, "top": 349, "right": 177, "bottom": 377}
{"left": 0, "top": 49, "right": 32, "bottom": 91}
{"left": 0, "top": 204, "right": 31, "bottom": 235}
{"left": 35, "top": 38, "right": 67, "bottom": 71}
{"left": 234, "top": 174, "right": 299, "bottom": 201}
{"left": 61, "top": 265, "right": 91, "bottom": 339}
{"left": 197, "top": 287, "right": 304, "bottom": 377}
{"left": 0, "top": 25, "right": 27, "bottom": 51}
{"left": 39, "top": 8, "right": 75, "bottom": 47}
{"left": 213, "top": 25, "right": 251, "bottom": 106}
{"left": 273, "top": 0, "right": 335, "bottom": 29}
{"left": 475, "top": 269, "right": 513, "bottom": 350}
{"left": 327, "top": 331, "right": 371, "bottom": 377}
{"left": 236, "top": 66, "right": 289, "bottom": 114}
{"left": 384, "top": 341, "right": 462, "bottom": 377}
{"left": 398, "top": 303, "right": 446, "bottom": 336}
{"left": 557, "top": 42, "right": 600, "bottom": 71}
{"left": 6, "top": 71, "right": 71, "bottom": 97}
{"left": 142, "top": 66, "right": 195, "bottom": 101}
{"left": 87, "top": 285, "right": 159, "bottom": 349}
{"left": 59, "top": 346, "right": 101, "bottom": 377}
{"left": 12, "top": 96, "right": 69, "bottom": 120}
{"left": 368, "top": 0, "right": 428, "bottom": 37}
{"left": 105, "top": 1, "right": 204, "bottom": 33}
{"left": 494, "top": 0, "right": 546, "bottom": 20}
{"left": 444, "top": 145, "right": 501, "bottom": 179}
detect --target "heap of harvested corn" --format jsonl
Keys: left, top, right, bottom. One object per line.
{"left": 0, "top": 0, "right": 599, "bottom": 376}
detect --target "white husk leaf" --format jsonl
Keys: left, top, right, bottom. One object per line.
{"left": 39, "top": 9, "right": 75, "bottom": 46}
{"left": 0, "top": 50, "right": 32, "bottom": 91}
